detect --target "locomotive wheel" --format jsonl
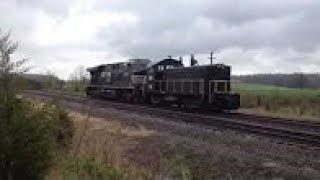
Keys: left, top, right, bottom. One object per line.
{"left": 150, "top": 95, "right": 161, "bottom": 106}
{"left": 119, "top": 93, "right": 126, "bottom": 102}
{"left": 120, "top": 91, "right": 132, "bottom": 103}
{"left": 125, "top": 92, "right": 134, "bottom": 103}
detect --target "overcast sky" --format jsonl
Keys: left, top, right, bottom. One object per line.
{"left": 1, "top": 0, "right": 320, "bottom": 79}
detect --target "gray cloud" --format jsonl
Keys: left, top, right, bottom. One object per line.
{"left": 0, "top": 0, "right": 320, "bottom": 78}
{"left": 13, "top": 0, "right": 76, "bottom": 15}
{"left": 97, "top": 0, "right": 320, "bottom": 55}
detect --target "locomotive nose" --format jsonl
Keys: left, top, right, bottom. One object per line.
{"left": 211, "top": 93, "right": 240, "bottom": 110}
{"left": 226, "top": 93, "right": 240, "bottom": 110}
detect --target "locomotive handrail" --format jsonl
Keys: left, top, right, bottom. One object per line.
{"left": 153, "top": 79, "right": 205, "bottom": 95}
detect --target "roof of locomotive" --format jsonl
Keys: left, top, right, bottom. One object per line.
{"left": 87, "top": 59, "right": 151, "bottom": 72}
{"left": 87, "top": 58, "right": 230, "bottom": 73}
{"left": 149, "top": 58, "right": 183, "bottom": 67}
{"left": 163, "top": 63, "right": 230, "bottom": 71}
{"left": 87, "top": 65, "right": 104, "bottom": 72}
{"left": 162, "top": 64, "right": 231, "bottom": 80}
{"left": 149, "top": 58, "right": 230, "bottom": 70}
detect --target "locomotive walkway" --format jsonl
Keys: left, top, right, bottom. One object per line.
{"left": 26, "top": 90, "right": 320, "bottom": 149}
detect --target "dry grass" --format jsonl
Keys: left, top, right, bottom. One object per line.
{"left": 49, "top": 112, "right": 156, "bottom": 179}
{"left": 71, "top": 112, "right": 155, "bottom": 168}
{"left": 48, "top": 106, "right": 320, "bottom": 179}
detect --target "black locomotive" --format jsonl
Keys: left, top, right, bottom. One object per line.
{"left": 86, "top": 55, "right": 240, "bottom": 110}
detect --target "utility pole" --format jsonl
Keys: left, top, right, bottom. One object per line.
{"left": 209, "top": 51, "right": 216, "bottom": 65}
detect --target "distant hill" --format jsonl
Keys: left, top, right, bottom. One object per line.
{"left": 22, "top": 73, "right": 61, "bottom": 83}
{"left": 233, "top": 73, "right": 320, "bottom": 89}
{"left": 17, "top": 73, "right": 63, "bottom": 90}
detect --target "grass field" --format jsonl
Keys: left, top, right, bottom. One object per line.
{"left": 233, "top": 83, "right": 320, "bottom": 119}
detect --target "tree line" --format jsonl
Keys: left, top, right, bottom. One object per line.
{"left": 233, "top": 73, "right": 320, "bottom": 89}
{"left": 16, "top": 65, "right": 88, "bottom": 93}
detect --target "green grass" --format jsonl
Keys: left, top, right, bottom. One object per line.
{"left": 233, "top": 83, "right": 320, "bottom": 119}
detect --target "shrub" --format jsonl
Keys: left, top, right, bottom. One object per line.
{"left": 0, "top": 99, "right": 74, "bottom": 180}
{"left": 46, "top": 101, "right": 74, "bottom": 149}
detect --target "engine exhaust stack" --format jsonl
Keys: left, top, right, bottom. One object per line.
{"left": 209, "top": 51, "right": 216, "bottom": 65}
{"left": 179, "top": 56, "right": 183, "bottom": 65}
{"left": 190, "top": 54, "right": 197, "bottom": 66}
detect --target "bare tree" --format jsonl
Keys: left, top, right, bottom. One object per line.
{"left": 0, "top": 30, "right": 29, "bottom": 121}
{"left": 43, "top": 70, "right": 62, "bottom": 90}
{"left": 68, "top": 65, "right": 88, "bottom": 93}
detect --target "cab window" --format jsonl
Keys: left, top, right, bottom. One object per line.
{"left": 158, "top": 65, "right": 164, "bottom": 71}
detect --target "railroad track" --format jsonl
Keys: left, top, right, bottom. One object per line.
{"left": 26, "top": 90, "right": 320, "bottom": 149}
{"left": 218, "top": 113, "right": 320, "bottom": 133}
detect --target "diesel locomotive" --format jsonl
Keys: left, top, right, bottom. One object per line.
{"left": 86, "top": 55, "right": 240, "bottom": 110}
